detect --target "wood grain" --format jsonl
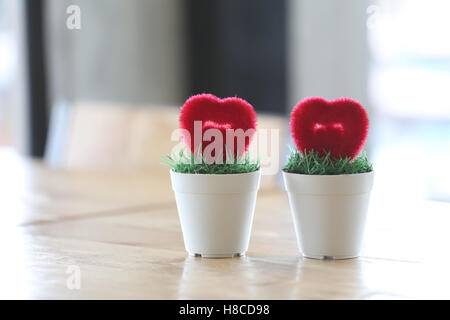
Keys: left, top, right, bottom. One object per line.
{"left": 1, "top": 148, "right": 450, "bottom": 299}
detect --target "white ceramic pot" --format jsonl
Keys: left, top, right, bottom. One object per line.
{"left": 283, "top": 171, "right": 374, "bottom": 259}
{"left": 170, "top": 170, "right": 261, "bottom": 258}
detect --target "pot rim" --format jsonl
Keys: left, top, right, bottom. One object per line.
{"left": 281, "top": 169, "right": 373, "bottom": 178}
{"left": 170, "top": 168, "right": 260, "bottom": 177}
{"left": 170, "top": 168, "right": 261, "bottom": 194}
{"left": 282, "top": 170, "right": 374, "bottom": 194}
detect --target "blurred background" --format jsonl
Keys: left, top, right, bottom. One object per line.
{"left": 0, "top": 0, "right": 449, "bottom": 202}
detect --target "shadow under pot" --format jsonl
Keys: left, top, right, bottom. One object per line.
{"left": 170, "top": 170, "right": 261, "bottom": 258}
{"left": 282, "top": 171, "right": 374, "bottom": 260}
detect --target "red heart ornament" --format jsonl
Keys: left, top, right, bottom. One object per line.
{"left": 180, "top": 94, "right": 257, "bottom": 161}
{"left": 290, "top": 97, "right": 369, "bottom": 160}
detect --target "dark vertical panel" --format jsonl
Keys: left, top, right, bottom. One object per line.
{"left": 186, "top": 0, "right": 287, "bottom": 114}
{"left": 25, "top": 0, "right": 48, "bottom": 157}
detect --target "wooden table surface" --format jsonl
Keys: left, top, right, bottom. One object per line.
{"left": 1, "top": 148, "right": 450, "bottom": 299}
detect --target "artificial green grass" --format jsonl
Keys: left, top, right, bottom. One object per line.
{"left": 282, "top": 148, "right": 373, "bottom": 175}
{"left": 161, "top": 150, "right": 259, "bottom": 174}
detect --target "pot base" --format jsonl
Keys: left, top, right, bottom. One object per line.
{"left": 189, "top": 252, "right": 244, "bottom": 259}
{"left": 303, "top": 253, "right": 359, "bottom": 260}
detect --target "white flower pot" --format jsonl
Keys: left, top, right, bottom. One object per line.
{"left": 283, "top": 171, "right": 374, "bottom": 259}
{"left": 170, "top": 170, "right": 261, "bottom": 258}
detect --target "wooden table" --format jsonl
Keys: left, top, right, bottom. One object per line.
{"left": 1, "top": 148, "right": 450, "bottom": 299}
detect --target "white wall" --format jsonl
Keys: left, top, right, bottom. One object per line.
{"left": 288, "top": 0, "right": 370, "bottom": 108}
{"left": 46, "top": 0, "right": 187, "bottom": 107}
{"left": 0, "top": 0, "right": 29, "bottom": 153}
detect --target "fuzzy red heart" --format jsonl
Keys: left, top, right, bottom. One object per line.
{"left": 290, "top": 97, "right": 369, "bottom": 160}
{"left": 180, "top": 94, "right": 257, "bottom": 161}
